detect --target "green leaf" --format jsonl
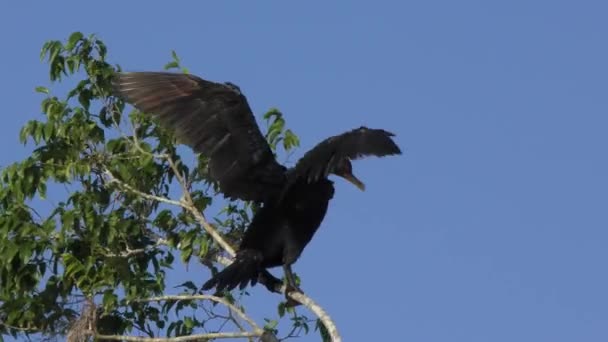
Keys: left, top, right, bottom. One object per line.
{"left": 102, "top": 290, "right": 118, "bottom": 310}
{"left": 164, "top": 61, "right": 179, "bottom": 70}
{"left": 48, "top": 41, "right": 62, "bottom": 65}
{"left": 35, "top": 86, "right": 49, "bottom": 95}
{"left": 264, "top": 318, "right": 279, "bottom": 332}
{"left": 180, "top": 245, "right": 193, "bottom": 264}
{"left": 183, "top": 317, "right": 195, "bottom": 330}
{"left": 96, "top": 39, "right": 107, "bottom": 59}
{"left": 177, "top": 281, "right": 197, "bottom": 292}
{"left": 43, "top": 121, "right": 54, "bottom": 140}
{"left": 38, "top": 181, "right": 47, "bottom": 199}
{"left": 283, "top": 129, "right": 300, "bottom": 151}
{"left": 63, "top": 254, "right": 85, "bottom": 279}
{"left": 40, "top": 41, "right": 51, "bottom": 61}
{"left": 167, "top": 322, "right": 177, "bottom": 337}
{"left": 278, "top": 302, "right": 286, "bottom": 317}
{"left": 316, "top": 319, "right": 331, "bottom": 342}
{"left": 78, "top": 91, "right": 91, "bottom": 110}
{"left": 4, "top": 243, "right": 19, "bottom": 264}
{"left": 19, "top": 124, "right": 29, "bottom": 144}
{"left": 66, "top": 32, "right": 83, "bottom": 51}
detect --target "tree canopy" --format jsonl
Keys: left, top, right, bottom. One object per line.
{"left": 0, "top": 32, "right": 337, "bottom": 342}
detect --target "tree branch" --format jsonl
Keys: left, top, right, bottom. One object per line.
{"left": 95, "top": 331, "right": 261, "bottom": 341}
{"left": 103, "top": 169, "right": 183, "bottom": 208}
{"left": 288, "top": 292, "right": 341, "bottom": 341}
{"left": 103, "top": 167, "right": 236, "bottom": 256}
{"left": 129, "top": 295, "right": 261, "bottom": 333}
{"left": 94, "top": 294, "right": 265, "bottom": 341}
{"left": 99, "top": 237, "right": 169, "bottom": 258}
{"left": 164, "top": 156, "right": 236, "bottom": 257}
{"left": 212, "top": 257, "right": 342, "bottom": 341}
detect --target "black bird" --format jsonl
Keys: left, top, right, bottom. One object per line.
{"left": 112, "top": 72, "right": 401, "bottom": 302}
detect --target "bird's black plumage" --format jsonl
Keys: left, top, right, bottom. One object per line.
{"left": 112, "top": 71, "right": 402, "bottom": 303}
{"left": 113, "top": 72, "right": 285, "bottom": 203}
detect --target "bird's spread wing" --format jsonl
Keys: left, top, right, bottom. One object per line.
{"left": 293, "top": 127, "right": 402, "bottom": 183}
{"left": 112, "top": 72, "right": 285, "bottom": 202}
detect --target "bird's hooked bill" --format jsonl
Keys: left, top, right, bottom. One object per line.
{"left": 340, "top": 173, "right": 366, "bottom": 191}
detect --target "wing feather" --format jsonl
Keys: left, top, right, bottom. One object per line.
{"left": 293, "top": 126, "right": 401, "bottom": 183}
{"left": 112, "top": 71, "right": 285, "bottom": 202}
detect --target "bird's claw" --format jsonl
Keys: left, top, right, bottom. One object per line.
{"left": 284, "top": 284, "right": 303, "bottom": 307}
{"left": 258, "top": 271, "right": 283, "bottom": 294}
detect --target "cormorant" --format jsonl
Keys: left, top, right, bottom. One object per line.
{"left": 112, "top": 72, "right": 401, "bottom": 304}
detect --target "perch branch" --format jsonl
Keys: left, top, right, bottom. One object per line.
{"left": 212, "top": 256, "right": 342, "bottom": 341}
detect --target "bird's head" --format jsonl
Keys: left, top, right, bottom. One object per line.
{"left": 333, "top": 158, "right": 365, "bottom": 191}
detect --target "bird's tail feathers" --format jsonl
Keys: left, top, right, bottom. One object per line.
{"left": 201, "top": 249, "right": 263, "bottom": 292}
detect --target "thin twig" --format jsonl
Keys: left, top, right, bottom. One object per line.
{"left": 104, "top": 166, "right": 236, "bottom": 255}
{"left": 95, "top": 331, "right": 260, "bottom": 341}
{"left": 127, "top": 119, "right": 237, "bottom": 257}
{"left": 129, "top": 295, "right": 261, "bottom": 333}
{"left": 100, "top": 238, "right": 169, "bottom": 257}
{"left": 0, "top": 322, "right": 42, "bottom": 333}
{"left": 164, "top": 157, "right": 236, "bottom": 256}
{"left": 227, "top": 309, "right": 255, "bottom": 342}
{"left": 103, "top": 169, "right": 183, "bottom": 207}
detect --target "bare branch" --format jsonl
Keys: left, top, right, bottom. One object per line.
{"left": 288, "top": 292, "right": 341, "bottom": 341}
{"left": 186, "top": 204, "right": 236, "bottom": 257}
{"left": 95, "top": 331, "right": 261, "bottom": 341}
{"left": 164, "top": 157, "right": 236, "bottom": 256}
{"left": 129, "top": 295, "right": 261, "bottom": 333}
{"left": 226, "top": 309, "right": 255, "bottom": 342}
{"left": 100, "top": 238, "right": 169, "bottom": 258}
{"left": 108, "top": 102, "right": 169, "bottom": 161}
{"left": 0, "top": 322, "right": 42, "bottom": 333}
{"left": 103, "top": 169, "right": 183, "bottom": 208}
{"left": 103, "top": 166, "right": 236, "bottom": 256}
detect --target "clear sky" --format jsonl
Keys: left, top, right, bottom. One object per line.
{"left": 1, "top": 1, "right": 607, "bottom": 341}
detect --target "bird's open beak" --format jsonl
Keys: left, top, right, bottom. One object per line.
{"left": 340, "top": 173, "right": 366, "bottom": 191}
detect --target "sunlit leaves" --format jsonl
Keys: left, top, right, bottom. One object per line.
{"left": 164, "top": 50, "right": 189, "bottom": 74}
{"left": 65, "top": 32, "right": 84, "bottom": 51}
{"left": 35, "top": 86, "right": 49, "bottom": 95}
{"left": 264, "top": 108, "right": 300, "bottom": 159}
{"left": 1, "top": 31, "right": 166, "bottom": 337}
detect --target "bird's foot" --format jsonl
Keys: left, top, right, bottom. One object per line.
{"left": 258, "top": 270, "right": 283, "bottom": 294}
{"left": 284, "top": 284, "right": 303, "bottom": 307}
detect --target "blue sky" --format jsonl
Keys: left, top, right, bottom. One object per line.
{"left": 1, "top": 1, "right": 607, "bottom": 341}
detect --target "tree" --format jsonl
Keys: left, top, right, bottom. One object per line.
{"left": 0, "top": 32, "right": 339, "bottom": 342}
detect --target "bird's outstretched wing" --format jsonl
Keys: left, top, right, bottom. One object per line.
{"left": 112, "top": 72, "right": 285, "bottom": 202}
{"left": 292, "top": 127, "right": 402, "bottom": 183}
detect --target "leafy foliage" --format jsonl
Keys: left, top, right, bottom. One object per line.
{"left": 0, "top": 32, "right": 327, "bottom": 341}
